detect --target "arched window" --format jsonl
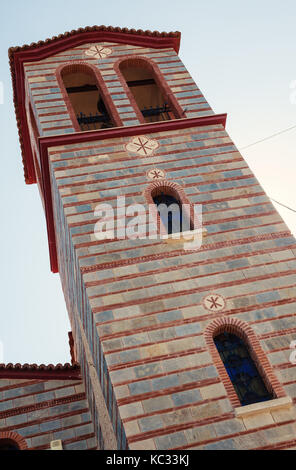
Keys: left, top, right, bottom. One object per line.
{"left": 119, "top": 58, "right": 180, "bottom": 123}
{"left": 0, "top": 432, "right": 27, "bottom": 451}
{"left": 0, "top": 439, "right": 20, "bottom": 451}
{"left": 60, "top": 65, "right": 115, "bottom": 131}
{"left": 214, "top": 331, "right": 273, "bottom": 406}
{"left": 144, "top": 181, "right": 197, "bottom": 238}
{"left": 152, "top": 190, "right": 192, "bottom": 235}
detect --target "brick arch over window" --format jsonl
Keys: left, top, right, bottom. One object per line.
{"left": 56, "top": 62, "right": 122, "bottom": 132}
{"left": 0, "top": 431, "right": 28, "bottom": 450}
{"left": 114, "top": 56, "right": 184, "bottom": 124}
{"left": 143, "top": 179, "right": 199, "bottom": 236}
{"left": 204, "top": 316, "right": 286, "bottom": 408}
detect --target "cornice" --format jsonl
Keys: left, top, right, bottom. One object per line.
{"left": 0, "top": 362, "right": 81, "bottom": 380}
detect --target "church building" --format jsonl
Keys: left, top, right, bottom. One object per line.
{"left": 1, "top": 25, "right": 296, "bottom": 450}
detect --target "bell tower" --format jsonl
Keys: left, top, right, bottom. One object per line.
{"left": 9, "top": 25, "right": 296, "bottom": 450}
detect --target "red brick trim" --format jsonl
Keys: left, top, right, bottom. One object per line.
{"left": 33, "top": 432, "right": 96, "bottom": 451}
{"left": 143, "top": 179, "right": 200, "bottom": 236}
{"left": 114, "top": 55, "right": 184, "bottom": 124}
{"left": 55, "top": 62, "right": 122, "bottom": 131}
{"left": 81, "top": 230, "right": 291, "bottom": 273}
{"left": 0, "top": 431, "right": 28, "bottom": 450}
{"left": 204, "top": 316, "right": 286, "bottom": 408}
{"left": 127, "top": 412, "right": 235, "bottom": 444}
{"left": 86, "top": 243, "right": 296, "bottom": 288}
{"left": 0, "top": 393, "right": 86, "bottom": 420}
{"left": 39, "top": 113, "right": 226, "bottom": 272}
{"left": 174, "top": 419, "right": 296, "bottom": 450}
{"left": 68, "top": 331, "right": 77, "bottom": 365}
{"left": 1, "top": 409, "right": 89, "bottom": 434}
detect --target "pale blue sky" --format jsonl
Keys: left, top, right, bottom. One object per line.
{"left": 1, "top": 0, "right": 296, "bottom": 364}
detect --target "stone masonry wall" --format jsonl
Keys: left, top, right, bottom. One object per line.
{"left": 48, "top": 123, "right": 296, "bottom": 450}
{"left": 24, "top": 41, "right": 213, "bottom": 138}
{"left": 0, "top": 376, "right": 97, "bottom": 450}
{"left": 22, "top": 39, "right": 296, "bottom": 450}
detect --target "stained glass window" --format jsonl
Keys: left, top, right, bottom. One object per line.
{"left": 214, "top": 331, "right": 273, "bottom": 406}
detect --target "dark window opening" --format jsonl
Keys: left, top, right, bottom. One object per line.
{"left": 153, "top": 192, "right": 192, "bottom": 234}
{"left": 61, "top": 68, "right": 114, "bottom": 131}
{"left": 0, "top": 439, "right": 20, "bottom": 451}
{"left": 214, "top": 331, "right": 273, "bottom": 406}
{"left": 120, "top": 63, "right": 177, "bottom": 123}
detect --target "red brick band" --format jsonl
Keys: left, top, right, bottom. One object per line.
{"left": 0, "top": 431, "right": 28, "bottom": 450}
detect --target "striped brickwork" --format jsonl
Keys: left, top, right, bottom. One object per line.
{"left": 15, "top": 35, "right": 296, "bottom": 450}
{"left": 47, "top": 120, "right": 296, "bottom": 450}
{"left": 23, "top": 42, "right": 213, "bottom": 138}
{"left": 0, "top": 377, "right": 97, "bottom": 450}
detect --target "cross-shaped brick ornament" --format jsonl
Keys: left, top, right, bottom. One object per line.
{"left": 146, "top": 168, "right": 166, "bottom": 180}
{"left": 203, "top": 293, "right": 226, "bottom": 312}
{"left": 126, "top": 136, "right": 159, "bottom": 156}
{"left": 85, "top": 45, "right": 113, "bottom": 59}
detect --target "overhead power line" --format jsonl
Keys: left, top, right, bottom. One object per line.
{"left": 237, "top": 124, "right": 296, "bottom": 214}
{"left": 240, "top": 124, "right": 296, "bottom": 150}
{"left": 269, "top": 198, "right": 296, "bottom": 214}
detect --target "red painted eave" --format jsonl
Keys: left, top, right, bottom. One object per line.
{"left": 0, "top": 362, "right": 81, "bottom": 380}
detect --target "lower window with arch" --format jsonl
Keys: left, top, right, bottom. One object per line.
{"left": 0, "top": 432, "right": 27, "bottom": 451}
{"left": 152, "top": 192, "right": 192, "bottom": 235}
{"left": 0, "top": 438, "right": 20, "bottom": 451}
{"left": 214, "top": 331, "right": 274, "bottom": 406}
{"left": 149, "top": 183, "right": 195, "bottom": 236}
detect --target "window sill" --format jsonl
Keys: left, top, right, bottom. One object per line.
{"left": 161, "top": 228, "right": 207, "bottom": 244}
{"left": 235, "top": 396, "right": 293, "bottom": 419}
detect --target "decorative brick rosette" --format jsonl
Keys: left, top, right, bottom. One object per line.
{"left": 202, "top": 293, "right": 226, "bottom": 312}
{"left": 126, "top": 136, "right": 159, "bottom": 156}
{"left": 85, "top": 45, "right": 112, "bottom": 59}
{"left": 146, "top": 168, "right": 166, "bottom": 180}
